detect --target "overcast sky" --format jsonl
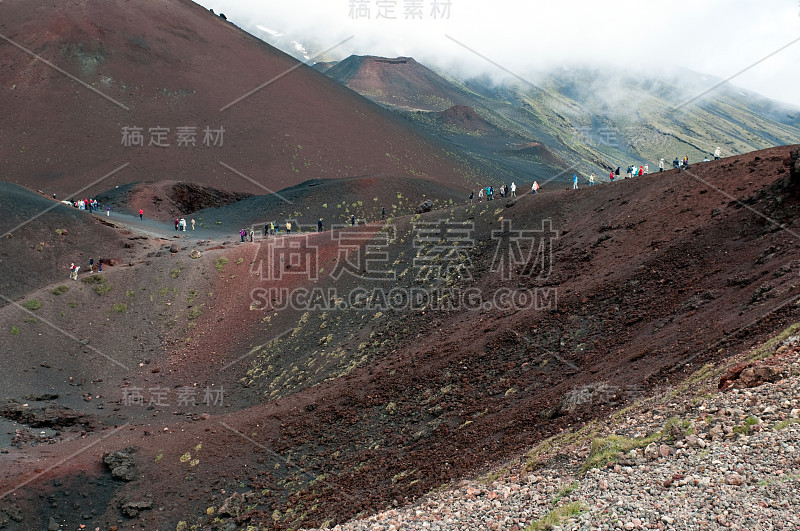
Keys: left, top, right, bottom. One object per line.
{"left": 197, "top": 0, "right": 800, "bottom": 107}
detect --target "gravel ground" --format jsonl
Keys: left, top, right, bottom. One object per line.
{"left": 308, "top": 349, "right": 800, "bottom": 531}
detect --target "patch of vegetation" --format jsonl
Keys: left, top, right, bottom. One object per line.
{"left": 170, "top": 268, "right": 182, "bottom": 278}
{"left": 552, "top": 481, "right": 579, "bottom": 505}
{"left": 215, "top": 257, "right": 228, "bottom": 271}
{"left": 526, "top": 502, "right": 584, "bottom": 531}
{"left": 188, "top": 304, "right": 204, "bottom": 321}
{"left": 68, "top": 302, "right": 78, "bottom": 308}
{"left": 95, "top": 283, "right": 112, "bottom": 296}
{"left": 775, "top": 418, "right": 800, "bottom": 430}
{"left": 10, "top": 326, "right": 20, "bottom": 336}
{"left": 235, "top": 257, "right": 244, "bottom": 265}
{"left": 22, "top": 300, "right": 41, "bottom": 311}
{"left": 23, "top": 317, "right": 37, "bottom": 324}
{"left": 82, "top": 275, "right": 106, "bottom": 285}
{"left": 750, "top": 321, "right": 800, "bottom": 362}
{"left": 51, "top": 285, "right": 68, "bottom": 295}
{"left": 582, "top": 433, "right": 659, "bottom": 473}
{"left": 126, "top": 290, "right": 135, "bottom": 297}
{"left": 112, "top": 303, "right": 127, "bottom": 313}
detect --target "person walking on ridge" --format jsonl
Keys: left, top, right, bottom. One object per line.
{"left": 510, "top": 182, "right": 516, "bottom": 197}
{"left": 139, "top": 208, "right": 143, "bottom": 221}
{"left": 573, "top": 174, "right": 579, "bottom": 189}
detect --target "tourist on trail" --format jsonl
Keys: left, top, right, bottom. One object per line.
{"left": 615, "top": 167, "right": 620, "bottom": 178}
{"left": 532, "top": 181, "right": 539, "bottom": 194}
{"left": 510, "top": 182, "right": 516, "bottom": 197}
{"left": 673, "top": 157, "right": 679, "bottom": 169}
{"left": 659, "top": 158, "right": 665, "bottom": 172}
{"left": 270, "top": 222, "right": 275, "bottom": 235}
{"left": 139, "top": 208, "right": 143, "bottom": 221}
{"left": 191, "top": 218, "right": 195, "bottom": 230}
{"left": 318, "top": 218, "right": 323, "bottom": 232}
{"left": 684, "top": 156, "right": 688, "bottom": 166}
{"left": 98, "top": 259, "right": 102, "bottom": 272}
{"left": 69, "top": 263, "right": 80, "bottom": 280}
{"left": 638, "top": 166, "right": 643, "bottom": 177}
{"left": 573, "top": 174, "right": 578, "bottom": 189}
{"left": 285, "top": 221, "right": 292, "bottom": 234}
{"left": 489, "top": 186, "right": 494, "bottom": 200}
{"left": 478, "top": 188, "right": 484, "bottom": 202}
{"left": 106, "top": 206, "right": 110, "bottom": 216}
{"left": 240, "top": 228, "right": 246, "bottom": 242}
{"left": 714, "top": 147, "right": 721, "bottom": 160}
{"left": 350, "top": 214, "right": 356, "bottom": 226}
{"left": 644, "top": 164, "right": 649, "bottom": 175}
{"left": 180, "top": 218, "right": 186, "bottom": 231}
{"left": 589, "top": 174, "right": 595, "bottom": 186}
{"left": 175, "top": 219, "right": 180, "bottom": 231}
{"left": 382, "top": 207, "right": 386, "bottom": 219}
{"left": 88, "top": 257, "right": 94, "bottom": 273}
{"left": 469, "top": 191, "right": 474, "bottom": 204}
{"left": 609, "top": 171, "right": 614, "bottom": 182}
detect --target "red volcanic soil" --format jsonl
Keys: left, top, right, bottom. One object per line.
{"left": 502, "top": 141, "right": 568, "bottom": 168}
{"left": 97, "top": 180, "right": 253, "bottom": 222}
{"left": 0, "top": 0, "right": 481, "bottom": 198}
{"left": 327, "top": 55, "right": 473, "bottom": 111}
{"left": 435, "top": 105, "right": 499, "bottom": 134}
{"left": 2, "top": 148, "right": 800, "bottom": 529}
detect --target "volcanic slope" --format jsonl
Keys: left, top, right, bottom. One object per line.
{"left": 324, "top": 55, "right": 800, "bottom": 182}
{"left": 2, "top": 147, "right": 800, "bottom": 529}
{"left": 0, "top": 0, "right": 483, "bottom": 198}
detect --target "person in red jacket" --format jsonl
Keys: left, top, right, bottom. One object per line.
{"left": 139, "top": 208, "right": 144, "bottom": 220}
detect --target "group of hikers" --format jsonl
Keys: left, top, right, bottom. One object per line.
{"left": 174, "top": 217, "right": 194, "bottom": 231}
{"left": 68, "top": 257, "right": 103, "bottom": 280}
{"left": 252, "top": 212, "right": 367, "bottom": 241}
{"left": 470, "top": 147, "right": 723, "bottom": 197}
{"left": 63, "top": 197, "right": 110, "bottom": 216}
{"left": 470, "top": 182, "right": 522, "bottom": 203}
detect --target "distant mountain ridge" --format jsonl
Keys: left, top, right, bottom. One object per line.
{"left": 319, "top": 54, "right": 800, "bottom": 183}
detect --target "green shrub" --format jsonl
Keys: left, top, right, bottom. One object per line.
{"left": 215, "top": 257, "right": 228, "bottom": 271}
{"left": 188, "top": 304, "right": 204, "bottom": 320}
{"left": 52, "top": 285, "right": 68, "bottom": 295}
{"left": 526, "top": 502, "right": 584, "bottom": 530}
{"left": 10, "top": 326, "right": 20, "bottom": 336}
{"left": 22, "top": 300, "right": 41, "bottom": 311}
{"left": 95, "top": 284, "right": 112, "bottom": 296}
{"left": 112, "top": 303, "right": 127, "bottom": 313}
